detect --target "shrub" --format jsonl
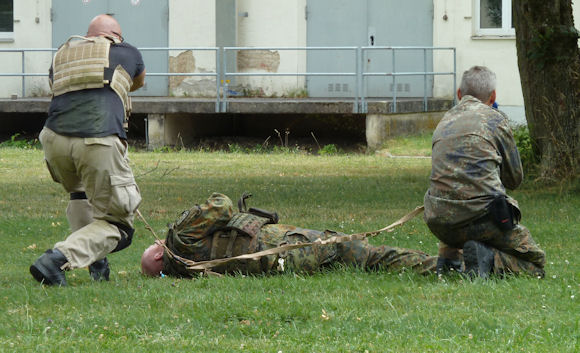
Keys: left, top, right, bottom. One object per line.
{"left": 317, "top": 144, "right": 339, "bottom": 155}
{"left": 0, "top": 133, "right": 41, "bottom": 149}
{"left": 512, "top": 125, "right": 538, "bottom": 173}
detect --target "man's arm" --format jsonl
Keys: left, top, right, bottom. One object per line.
{"left": 130, "top": 69, "right": 146, "bottom": 92}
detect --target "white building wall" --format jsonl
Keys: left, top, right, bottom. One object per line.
{"left": 169, "top": 0, "right": 215, "bottom": 48}
{"left": 433, "top": 2, "right": 522, "bottom": 104}
{"left": 235, "top": 0, "right": 306, "bottom": 96}
{"left": 168, "top": 0, "right": 217, "bottom": 97}
{"left": 0, "top": 0, "right": 52, "bottom": 98}
{"left": 433, "top": 1, "right": 580, "bottom": 125}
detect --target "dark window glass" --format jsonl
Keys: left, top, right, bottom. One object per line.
{"left": 0, "top": 0, "right": 13, "bottom": 32}
{"left": 480, "top": 0, "right": 502, "bottom": 28}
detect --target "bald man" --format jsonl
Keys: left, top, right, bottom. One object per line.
{"left": 30, "top": 15, "right": 146, "bottom": 286}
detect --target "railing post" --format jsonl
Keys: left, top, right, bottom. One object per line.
{"left": 21, "top": 51, "right": 25, "bottom": 97}
{"left": 354, "top": 47, "right": 360, "bottom": 113}
{"left": 221, "top": 47, "right": 227, "bottom": 113}
{"left": 215, "top": 47, "right": 220, "bottom": 112}
{"left": 423, "top": 48, "right": 427, "bottom": 112}
{"left": 361, "top": 48, "right": 367, "bottom": 113}
{"left": 453, "top": 48, "right": 457, "bottom": 106}
{"left": 392, "top": 48, "right": 397, "bottom": 113}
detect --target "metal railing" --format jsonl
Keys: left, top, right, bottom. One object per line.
{"left": 138, "top": 47, "right": 221, "bottom": 111}
{"left": 360, "top": 46, "right": 456, "bottom": 113}
{"left": 221, "top": 46, "right": 360, "bottom": 113}
{"left": 0, "top": 46, "right": 456, "bottom": 114}
{"left": 0, "top": 48, "right": 57, "bottom": 97}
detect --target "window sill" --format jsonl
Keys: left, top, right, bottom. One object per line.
{"left": 0, "top": 38, "right": 15, "bottom": 43}
{"left": 471, "top": 34, "right": 515, "bottom": 40}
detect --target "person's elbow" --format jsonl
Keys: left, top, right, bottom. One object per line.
{"left": 502, "top": 171, "right": 523, "bottom": 190}
{"left": 130, "top": 70, "right": 146, "bottom": 92}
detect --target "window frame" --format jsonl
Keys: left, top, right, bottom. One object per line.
{"left": 474, "top": 0, "right": 515, "bottom": 37}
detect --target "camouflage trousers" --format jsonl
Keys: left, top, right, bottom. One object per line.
{"left": 275, "top": 230, "right": 437, "bottom": 275}
{"left": 427, "top": 218, "right": 545, "bottom": 277}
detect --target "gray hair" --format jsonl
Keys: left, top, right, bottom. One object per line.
{"left": 459, "top": 66, "right": 496, "bottom": 102}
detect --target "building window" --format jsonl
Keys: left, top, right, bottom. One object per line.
{"left": 0, "top": 0, "right": 13, "bottom": 40}
{"left": 475, "top": 0, "right": 514, "bottom": 36}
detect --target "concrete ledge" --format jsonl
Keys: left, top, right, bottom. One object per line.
{"left": 0, "top": 96, "right": 453, "bottom": 115}
{"left": 0, "top": 98, "right": 50, "bottom": 113}
{"left": 366, "top": 112, "right": 444, "bottom": 150}
{"left": 132, "top": 97, "right": 217, "bottom": 114}
{"left": 226, "top": 99, "right": 356, "bottom": 114}
{"left": 365, "top": 98, "right": 453, "bottom": 114}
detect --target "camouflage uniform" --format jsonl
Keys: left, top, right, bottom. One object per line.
{"left": 162, "top": 193, "right": 437, "bottom": 277}
{"left": 423, "top": 95, "right": 545, "bottom": 277}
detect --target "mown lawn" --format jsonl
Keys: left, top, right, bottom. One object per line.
{"left": 0, "top": 145, "right": 578, "bottom": 352}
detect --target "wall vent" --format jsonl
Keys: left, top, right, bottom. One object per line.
{"left": 390, "top": 83, "right": 411, "bottom": 92}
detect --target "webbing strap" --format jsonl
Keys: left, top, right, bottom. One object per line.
{"left": 138, "top": 206, "right": 425, "bottom": 273}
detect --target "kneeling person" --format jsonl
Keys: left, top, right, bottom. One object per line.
{"left": 423, "top": 66, "right": 545, "bottom": 278}
{"left": 141, "top": 193, "right": 437, "bottom": 277}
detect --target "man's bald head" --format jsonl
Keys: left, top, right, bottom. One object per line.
{"left": 87, "top": 14, "right": 122, "bottom": 40}
{"left": 141, "top": 241, "right": 165, "bottom": 277}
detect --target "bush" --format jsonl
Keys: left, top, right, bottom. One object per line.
{"left": 0, "top": 133, "right": 41, "bottom": 149}
{"left": 512, "top": 125, "right": 538, "bottom": 173}
{"left": 318, "top": 144, "right": 339, "bottom": 155}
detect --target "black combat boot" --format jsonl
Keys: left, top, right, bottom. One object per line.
{"left": 463, "top": 240, "right": 495, "bottom": 279}
{"left": 30, "top": 249, "right": 68, "bottom": 286}
{"left": 436, "top": 257, "right": 462, "bottom": 276}
{"left": 89, "top": 257, "right": 110, "bottom": 281}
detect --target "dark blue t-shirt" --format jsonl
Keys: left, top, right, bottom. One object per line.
{"left": 45, "top": 41, "right": 145, "bottom": 139}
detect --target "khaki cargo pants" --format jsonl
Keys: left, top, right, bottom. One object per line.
{"left": 39, "top": 127, "right": 141, "bottom": 269}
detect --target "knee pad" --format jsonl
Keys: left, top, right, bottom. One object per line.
{"left": 110, "top": 222, "right": 135, "bottom": 253}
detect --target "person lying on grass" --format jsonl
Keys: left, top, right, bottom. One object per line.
{"left": 141, "top": 193, "right": 439, "bottom": 278}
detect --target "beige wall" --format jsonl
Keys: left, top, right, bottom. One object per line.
{"left": 168, "top": 0, "right": 217, "bottom": 97}
{"left": 169, "top": 0, "right": 215, "bottom": 48}
{"left": 0, "top": 0, "right": 52, "bottom": 97}
{"left": 433, "top": 0, "right": 580, "bottom": 113}
{"left": 433, "top": 1, "right": 522, "bottom": 106}
{"left": 235, "top": 0, "right": 307, "bottom": 95}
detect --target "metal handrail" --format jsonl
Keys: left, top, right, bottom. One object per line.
{"left": 138, "top": 47, "right": 220, "bottom": 112}
{"left": 0, "top": 48, "right": 57, "bottom": 96}
{"left": 0, "top": 46, "right": 456, "bottom": 114}
{"left": 361, "top": 46, "right": 456, "bottom": 112}
{"left": 222, "top": 46, "right": 360, "bottom": 113}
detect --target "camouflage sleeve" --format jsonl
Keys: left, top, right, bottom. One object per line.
{"left": 495, "top": 113, "right": 523, "bottom": 190}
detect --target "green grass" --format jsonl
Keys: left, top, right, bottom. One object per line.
{"left": 0, "top": 146, "right": 578, "bottom": 352}
{"left": 380, "top": 133, "right": 433, "bottom": 157}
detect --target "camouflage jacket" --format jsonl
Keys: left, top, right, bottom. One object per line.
{"left": 424, "top": 95, "right": 523, "bottom": 226}
{"left": 161, "top": 193, "right": 340, "bottom": 277}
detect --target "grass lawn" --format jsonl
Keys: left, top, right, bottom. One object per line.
{"left": 0, "top": 141, "right": 578, "bottom": 352}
